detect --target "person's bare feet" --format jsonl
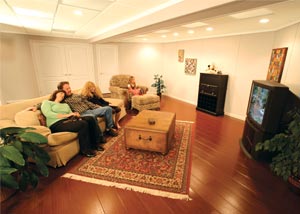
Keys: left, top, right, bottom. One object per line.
{"left": 116, "top": 123, "right": 121, "bottom": 129}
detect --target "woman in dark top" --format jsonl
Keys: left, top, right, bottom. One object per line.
{"left": 81, "top": 81, "right": 121, "bottom": 129}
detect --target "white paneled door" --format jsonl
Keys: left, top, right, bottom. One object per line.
{"left": 96, "top": 45, "right": 119, "bottom": 93}
{"left": 31, "top": 41, "right": 95, "bottom": 95}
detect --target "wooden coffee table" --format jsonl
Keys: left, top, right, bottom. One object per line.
{"left": 124, "top": 110, "right": 176, "bottom": 154}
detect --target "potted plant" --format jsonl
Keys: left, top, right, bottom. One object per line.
{"left": 255, "top": 108, "right": 300, "bottom": 194}
{"left": 0, "top": 127, "right": 50, "bottom": 201}
{"left": 151, "top": 74, "right": 166, "bottom": 97}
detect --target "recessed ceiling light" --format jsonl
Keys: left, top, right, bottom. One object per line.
{"left": 187, "top": 30, "right": 194, "bottom": 34}
{"left": 206, "top": 27, "right": 213, "bottom": 31}
{"left": 259, "top": 18, "right": 269, "bottom": 23}
{"left": 173, "top": 32, "right": 179, "bottom": 36}
{"left": 73, "top": 10, "right": 83, "bottom": 16}
{"left": 161, "top": 35, "right": 167, "bottom": 38}
{"left": 142, "top": 38, "right": 148, "bottom": 41}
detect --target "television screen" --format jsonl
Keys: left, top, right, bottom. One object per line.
{"left": 248, "top": 85, "right": 270, "bottom": 125}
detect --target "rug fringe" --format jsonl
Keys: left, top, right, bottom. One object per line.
{"left": 62, "top": 173, "right": 191, "bottom": 201}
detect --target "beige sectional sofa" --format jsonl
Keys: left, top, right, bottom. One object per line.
{"left": 0, "top": 92, "right": 126, "bottom": 168}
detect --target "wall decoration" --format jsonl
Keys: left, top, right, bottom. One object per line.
{"left": 178, "top": 49, "right": 184, "bottom": 62}
{"left": 266, "top": 47, "right": 288, "bottom": 83}
{"left": 184, "top": 58, "right": 197, "bottom": 75}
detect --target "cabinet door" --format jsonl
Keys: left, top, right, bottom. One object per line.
{"left": 96, "top": 45, "right": 119, "bottom": 93}
{"left": 31, "top": 42, "right": 68, "bottom": 95}
{"left": 65, "top": 44, "right": 95, "bottom": 90}
{"left": 31, "top": 41, "right": 95, "bottom": 95}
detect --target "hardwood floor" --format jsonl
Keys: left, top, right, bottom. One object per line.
{"left": 1, "top": 96, "right": 299, "bottom": 214}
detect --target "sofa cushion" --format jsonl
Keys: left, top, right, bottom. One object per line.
{"left": 15, "top": 110, "right": 41, "bottom": 126}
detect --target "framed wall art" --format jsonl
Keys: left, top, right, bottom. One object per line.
{"left": 178, "top": 49, "right": 184, "bottom": 62}
{"left": 266, "top": 47, "right": 288, "bottom": 83}
{"left": 184, "top": 58, "right": 197, "bottom": 75}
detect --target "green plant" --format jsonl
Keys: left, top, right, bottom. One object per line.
{"left": 151, "top": 74, "right": 166, "bottom": 95}
{"left": 255, "top": 109, "right": 300, "bottom": 181}
{"left": 0, "top": 127, "right": 50, "bottom": 191}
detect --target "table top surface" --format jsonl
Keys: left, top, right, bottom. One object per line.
{"left": 125, "top": 110, "right": 176, "bottom": 132}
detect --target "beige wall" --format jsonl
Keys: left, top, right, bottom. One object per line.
{"left": 117, "top": 23, "right": 300, "bottom": 120}
{"left": 118, "top": 43, "right": 163, "bottom": 94}
{"left": 1, "top": 22, "right": 300, "bottom": 119}
{"left": 1, "top": 33, "right": 39, "bottom": 103}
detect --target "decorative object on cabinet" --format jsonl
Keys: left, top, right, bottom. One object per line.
{"left": 178, "top": 49, "right": 184, "bottom": 62}
{"left": 196, "top": 73, "right": 228, "bottom": 116}
{"left": 184, "top": 58, "right": 197, "bottom": 75}
{"left": 266, "top": 47, "right": 288, "bottom": 83}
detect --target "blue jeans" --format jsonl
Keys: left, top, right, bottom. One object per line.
{"left": 81, "top": 106, "right": 114, "bottom": 129}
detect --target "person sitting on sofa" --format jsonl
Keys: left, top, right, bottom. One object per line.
{"left": 57, "top": 81, "right": 118, "bottom": 137}
{"left": 81, "top": 81, "right": 121, "bottom": 129}
{"left": 41, "top": 89, "right": 105, "bottom": 157}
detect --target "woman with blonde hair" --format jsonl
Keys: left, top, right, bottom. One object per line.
{"left": 81, "top": 81, "right": 121, "bottom": 129}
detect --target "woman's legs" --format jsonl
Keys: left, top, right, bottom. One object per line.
{"left": 111, "top": 106, "right": 121, "bottom": 129}
{"left": 50, "top": 119, "right": 95, "bottom": 156}
{"left": 81, "top": 116, "right": 105, "bottom": 151}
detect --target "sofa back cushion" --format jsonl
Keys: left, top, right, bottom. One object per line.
{"left": 0, "top": 95, "right": 49, "bottom": 121}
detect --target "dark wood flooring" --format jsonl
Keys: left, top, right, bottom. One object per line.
{"left": 1, "top": 96, "right": 299, "bottom": 214}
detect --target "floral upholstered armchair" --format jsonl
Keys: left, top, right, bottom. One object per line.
{"left": 109, "top": 74, "right": 148, "bottom": 109}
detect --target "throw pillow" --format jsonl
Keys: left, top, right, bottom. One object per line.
{"left": 15, "top": 110, "right": 40, "bottom": 126}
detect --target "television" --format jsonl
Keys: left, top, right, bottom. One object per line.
{"left": 241, "top": 80, "right": 289, "bottom": 159}
{"left": 246, "top": 80, "right": 289, "bottom": 133}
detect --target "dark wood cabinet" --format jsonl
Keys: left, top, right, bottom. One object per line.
{"left": 196, "top": 73, "right": 228, "bottom": 116}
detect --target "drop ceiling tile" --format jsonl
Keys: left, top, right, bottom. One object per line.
{"left": 61, "top": 0, "right": 113, "bottom": 11}
{"left": 53, "top": 4, "right": 99, "bottom": 32}
{"left": 0, "top": 1, "right": 22, "bottom": 27}
{"left": 76, "top": 3, "right": 141, "bottom": 37}
{"left": 117, "top": 0, "right": 170, "bottom": 9}
{"left": 19, "top": 16, "right": 52, "bottom": 32}
{"left": 7, "top": 0, "right": 57, "bottom": 17}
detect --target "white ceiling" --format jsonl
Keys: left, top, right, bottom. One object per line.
{"left": 1, "top": 0, "right": 300, "bottom": 43}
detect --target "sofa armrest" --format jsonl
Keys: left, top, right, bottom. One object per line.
{"left": 26, "top": 125, "right": 52, "bottom": 137}
{"left": 138, "top": 85, "right": 148, "bottom": 94}
{"left": 0, "top": 120, "right": 16, "bottom": 128}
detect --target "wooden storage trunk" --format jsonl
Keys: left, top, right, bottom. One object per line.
{"left": 124, "top": 110, "right": 176, "bottom": 154}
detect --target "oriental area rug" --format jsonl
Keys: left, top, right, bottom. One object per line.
{"left": 62, "top": 120, "right": 193, "bottom": 200}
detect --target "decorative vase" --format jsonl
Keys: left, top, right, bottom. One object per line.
{"left": 288, "top": 175, "right": 300, "bottom": 195}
